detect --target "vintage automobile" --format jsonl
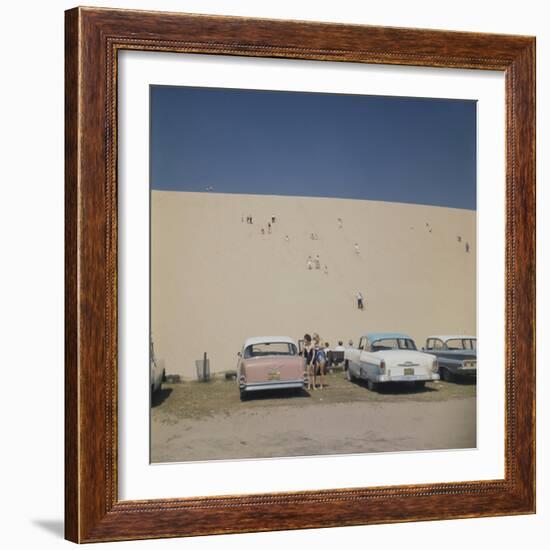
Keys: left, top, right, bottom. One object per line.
{"left": 150, "top": 340, "right": 165, "bottom": 395}
{"left": 345, "top": 332, "right": 439, "bottom": 390}
{"left": 237, "top": 336, "right": 307, "bottom": 400}
{"left": 423, "top": 335, "right": 477, "bottom": 382}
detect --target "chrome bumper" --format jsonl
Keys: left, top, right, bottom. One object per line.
{"left": 240, "top": 379, "right": 306, "bottom": 392}
{"left": 374, "top": 373, "right": 440, "bottom": 383}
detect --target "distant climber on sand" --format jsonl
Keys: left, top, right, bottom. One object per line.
{"left": 261, "top": 227, "right": 265, "bottom": 235}
{"left": 268, "top": 222, "right": 272, "bottom": 234}
{"left": 357, "top": 291, "right": 364, "bottom": 310}
{"left": 465, "top": 242, "right": 470, "bottom": 253}
{"left": 272, "top": 215, "right": 276, "bottom": 224}
{"left": 307, "top": 256, "right": 313, "bottom": 270}
{"left": 338, "top": 218, "right": 343, "bottom": 229}
{"left": 354, "top": 242, "right": 360, "bottom": 255}
{"left": 457, "top": 235, "right": 462, "bottom": 242}
{"left": 324, "top": 265, "right": 328, "bottom": 275}
{"left": 315, "top": 255, "right": 321, "bottom": 269}
{"left": 284, "top": 235, "right": 290, "bottom": 242}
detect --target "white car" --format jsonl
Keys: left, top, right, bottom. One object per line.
{"left": 345, "top": 332, "right": 439, "bottom": 391}
{"left": 150, "top": 341, "right": 165, "bottom": 394}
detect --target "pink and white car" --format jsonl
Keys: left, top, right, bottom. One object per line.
{"left": 237, "top": 336, "right": 307, "bottom": 400}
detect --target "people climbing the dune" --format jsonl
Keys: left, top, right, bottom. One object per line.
{"left": 465, "top": 242, "right": 470, "bottom": 253}
{"left": 307, "top": 256, "right": 313, "bottom": 270}
{"left": 337, "top": 217, "right": 343, "bottom": 229}
{"left": 284, "top": 234, "right": 290, "bottom": 242}
{"left": 354, "top": 242, "right": 360, "bottom": 255}
{"left": 323, "top": 265, "right": 328, "bottom": 275}
{"left": 268, "top": 222, "right": 272, "bottom": 234}
{"left": 357, "top": 291, "right": 364, "bottom": 310}
{"left": 315, "top": 255, "right": 321, "bottom": 269}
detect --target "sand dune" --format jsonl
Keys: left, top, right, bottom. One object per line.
{"left": 151, "top": 191, "right": 476, "bottom": 377}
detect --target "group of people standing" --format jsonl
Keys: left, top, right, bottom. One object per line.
{"left": 301, "top": 333, "right": 330, "bottom": 391}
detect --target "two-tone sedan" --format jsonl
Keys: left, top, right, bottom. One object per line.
{"left": 237, "top": 336, "right": 307, "bottom": 400}
{"left": 345, "top": 332, "right": 439, "bottom": 391}
{"left": 423, "top": 335, "right": 477, "bottom": 382}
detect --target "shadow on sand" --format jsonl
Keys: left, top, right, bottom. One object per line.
{"left": 242, "top": 388, "right": 311, "bottom": 402}
{"left": 352, "top": 378, "right": 438, "bottom": 394}
{"left": 448, "top": 376, "right": 477, "bottom": 386}
{"left": 151, "top": 387, "right": 173, "bottom": 407}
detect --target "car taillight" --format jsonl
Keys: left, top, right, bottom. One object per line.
{"left": 379, "top": 360, "right": 386, "bottom": 374}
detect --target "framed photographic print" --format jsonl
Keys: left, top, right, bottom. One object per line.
{"left": 65, "top": 6, "right": 535, "bottom": 543}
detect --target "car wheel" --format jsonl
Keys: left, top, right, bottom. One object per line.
{"left": 441, "top": 368, "right": 454, "bottom": 382}
{"left": 415, "top": 381, "right": 426, "bottom": 389}
{"left": 240, "top": 390, "right": 248, "bottom": 402}
{"left": 366, "top": 379, "right": 378, "bottom": 391}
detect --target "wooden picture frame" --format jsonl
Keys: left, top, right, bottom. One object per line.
{"left": 65, "top": 6, "right": 536, "bottom": 543}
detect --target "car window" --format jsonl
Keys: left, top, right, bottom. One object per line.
{"left": 425, "top": 339, "right": 434, "bottom": 350}
{"left": 371, "top": 338, "right": 417, "bottom": 351}
{"left": 445, "top": 339, "right": 464, "bottom": 350}
{"left": 432, "top": 339, "right": 444, "bottom": 350}
{"left": 462, "top": 339, "right": 477, "bottom": 350}
{"left": 244, "top": 342, "right": 297, "bottom": 358}
{"left": 358, "top": 338, "right": 365, "bottom": 350}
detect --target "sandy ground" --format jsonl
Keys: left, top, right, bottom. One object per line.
{"left": 151, "top": 374, "right": 476, "bottom": 462}
{"left": 151, "top": 191, "right": 476, "bottom": 378}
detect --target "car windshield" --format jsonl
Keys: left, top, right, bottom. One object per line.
{"left": 371, "top": 338, "right": 417, "bottom": 351}
{"left": 446, "top": 338, "right": 477, "bottom": 350}
{"left": 244, "top": 342, "right": 297, "bottom": 358}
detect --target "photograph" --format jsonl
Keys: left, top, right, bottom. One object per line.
{"left": 149, "top": 85, "right": 478, "bottom": 463}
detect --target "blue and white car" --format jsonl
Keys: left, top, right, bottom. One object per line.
{"left": 345, "top": 332, "right": 439, "bottom": 391}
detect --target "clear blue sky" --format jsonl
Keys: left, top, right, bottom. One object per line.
{"left": 150, "top": 85, "right": 476, "bottom": 210}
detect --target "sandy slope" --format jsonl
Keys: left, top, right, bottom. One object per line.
{"left": 151, "top": 191, "right": 476, "bottom": 377}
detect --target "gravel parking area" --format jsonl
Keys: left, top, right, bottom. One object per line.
{"left": 151, "top": 371, "right": 476, "bottom": 462}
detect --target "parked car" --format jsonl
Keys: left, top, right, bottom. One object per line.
{"left": 423, "top": 335, "right": 477, "bottom": 382}
{"left": 150, "top": 340, "right": 165, "bottom": 394}
{"left": 344, "top": 332, "right": 439, "bottom": 391}
{"left": 237, "top": 336, "right": 307, "bottom": 400}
